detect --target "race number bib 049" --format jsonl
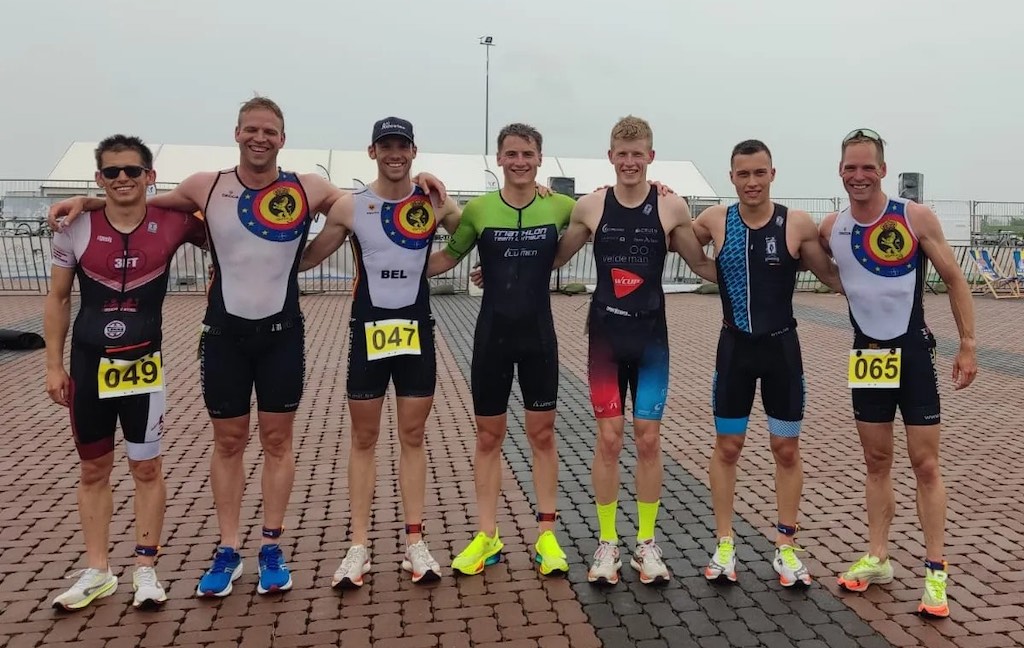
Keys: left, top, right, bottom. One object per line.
{"left": 364, "top": 320, "right": 420, "bottom": 361}
{"left": 98, "top": 351, "right": 164, "bottom": 399}
{"left": 848, "top": 348, "right": 901, "bottom": 389}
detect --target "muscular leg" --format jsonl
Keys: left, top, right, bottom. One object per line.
{"left": 396, "top": 396, "right": 433, "bottom": 546}
{"left": 257, "top": 411, "right": 296, "bottom": 544}
{"left": 857, "top": 421, "right": 896, "bottom": 560}
{"left": 79, "top": 453, "right": 116, "bottom": 569}
{"left": 128, "top": 457, "right": 164, "bottom": 566}
{"left": 525, "top": 410, "right": 558, "bottom": 534}
{"left": 709, "top": 434, "right": 746, "bottom": 540}
{"left": 210, "top": 415, "right": 250, "bottom": 548}
{"left": 474, "top": 414, "right": 508, "bottom": 536}
{"left": 347, "top": 397, "right": 384, "bottom": 546}
{"left": 633, "top": 419, "right": 663, "bottom": 505}
{"left": 592, "top": 416, "right": 625, "bottom": 506}
{"left": 770, "top": 436, "right": 802, "bottom": 546}
{"left": 906, "top": 424, "right": 946, "bottom": 563}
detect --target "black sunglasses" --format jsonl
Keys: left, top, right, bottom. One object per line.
{"left": 100, "top": 165, "right": 149, "bottom": 180}
{"left": 843, "top": 128, "right": 882, "bottom": 143}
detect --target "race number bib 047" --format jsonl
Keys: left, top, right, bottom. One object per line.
{"left": 848, "top": 348, "right": 901, "bottom": 389}
{"left": 364, "top": 320, "right": 420, "bottom": 361}
{"left": 98, "top": 351, "right": 164, "bottom": 399}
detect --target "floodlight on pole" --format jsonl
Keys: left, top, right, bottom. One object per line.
{"left": 479, "top": 36, "right": 495, "bottom": 156}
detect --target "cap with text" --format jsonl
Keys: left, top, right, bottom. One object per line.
{"left": 372, "top": 117, "right": 415, "bottom": 144}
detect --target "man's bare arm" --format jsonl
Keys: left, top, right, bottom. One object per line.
{"left": 299, "top": 193, "right": 352, "bottom": 272}
{"left": 427, "top": 249, "right": 460, "bottom": 277}
{"left": 792, "top": 210, "right": 842, "bottom": 292}
{"left": 553, "top": 194, "right": 598, "bottom": 269}
{"left": 436, "top": 196, "right": 463, "bottom": 234}
{"left": 667, "top": 196, "right": 717, "bottom": 283}
{"left": 910, "top": 203, "right": 977, "bottom": 390}
{"left": 48, "top": 172, "right": 212, "bottom": 231}
{"left": 43, "top": 266, "right": 75, "bottom": 406}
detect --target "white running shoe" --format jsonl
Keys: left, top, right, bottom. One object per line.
{"left": 631, "top": 539, "right": 671, "bottom": 584}
{"left": 132, "top": 566, "right": 168, "bottom": 608}
{"left": 773, "top": 545, "right": 812, "bottom": 587}
{"left": 52, "top": 567, "right": 118, "bottom": 611}
{"left": 587, "top": 541, "right": 622, "bottom": 584}
{"left": 704, "top": 536, "right": 738, "bottom": 582}
{"left": 332, "top": 544, "right": 371, "bottom": 588}
{"left": 401, "top": 540, "right": 441, "bottom": 584}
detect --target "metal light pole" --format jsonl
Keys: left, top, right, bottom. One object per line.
{"left": 479, "top": 36, "right": 495, "bottom": 155}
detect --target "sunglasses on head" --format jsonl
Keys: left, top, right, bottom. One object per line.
{"left": 100, "top": 165, "right": 149, "bottom": 180}
{"left": 843, "top": 128, "right": 882, "bottom": 143}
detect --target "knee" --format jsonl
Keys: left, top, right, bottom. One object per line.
{"left": 399, "top": 424, "right": 425, "bottom": 450}
{"left": 596, "top": 428, "right": 623, "bottom": 462}
{"left": 129, "top": 457, "right": 163, "bottom": 484}
{"left": 350, "top": 426, "right": 380, "bottom": 452}
{"left": 261, "top": 429, "right": 293, "bottom": 458}
{"left": 476, "top": 427, "right": 504, "bottom": 455}
{"left": 714, "top": 437, "right": 744, "bottom": 466}
{"left": 80, "top": 457, "right": 112, "bottom": 487}
{"left": 771, "top": 439, "right": 800, "bottom": 469}
{"left": 635, "top": 429, "right": 661, "bottom": 462}
{"left": 528, "top": 425, "right": 556, "bottom": 453}
{"left": 864, "top": 446, "right": 893, "bottom": 476}
{"left": 911, "top": 454, "right": 942, "bottom": 486}
{"left": 214, "top": 424, "right": 250, "bottom": 457}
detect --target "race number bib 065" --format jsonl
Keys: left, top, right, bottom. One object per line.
{"left": 98, "top": 351, "right": 164, "bottom": 399}
{"left": 848, "top": 348, "right": 901, "bottom": 389}
{"left": 364, "top": 320, "right": 420, "bottom": 361}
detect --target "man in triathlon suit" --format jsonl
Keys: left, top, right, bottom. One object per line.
{"left": 554, "top": 116, "right": 717, "bottom": 585}
{"left": 820, "top": 128, "right": 977, "bottom": 617}
{"left": 425, "top": 123, "right": 575, "bottom": 577}
{"left": 48, "top": 98, "right": 446, "bottom": 597}
{"left": 692, "top": 140, "right": 843, "bottom": 587}
{"left": 44, "top": 135, "right": 206, "bottom": 610}
{"left": 299, "top": 117, "right": 461, "bottom": 587}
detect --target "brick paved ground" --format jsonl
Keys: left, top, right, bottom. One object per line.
{"left": 0, "top": 291, "right": 1020, "bottom": 647}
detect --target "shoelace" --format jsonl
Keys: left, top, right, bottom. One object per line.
{"left": 408, "top": 542, "right": 436, "bottom": 567}
{"left": 211, "top": 550, "right": 237, "bottom": 574}
{"left": 260, "top": 547, "right": 283, "bottom": 571}
{"left": 594, "top": 542, "right": 618, "bottom": 565}
{"left": 638, "top": 541, "right": 664, "bottom": 563}
{"left": 925, "top": 573, "right": 947, "bottom": 600}
{"left": 778, "top": 545, "right": 806, "bottom": 569}
{"left": 340, "top": 547, "right": 367, "bottom": 573}
{"left": 849, "top": 555, "right": 879, "bottom": 575}
{"left": 715, "top": 540, "right": 735, "bottom": 564}
{"left": 67, "top": 567, "right": 103, "bottom": 587}
{"left": 135, "top": 567, "right": 159, "bottom": 588}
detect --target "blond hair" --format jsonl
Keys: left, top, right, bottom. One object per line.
{"left": 237, "top": 95, "right": 285, "bottom": 130}
{"left": 610, "top": 115, "right": 653, "bottom": 148}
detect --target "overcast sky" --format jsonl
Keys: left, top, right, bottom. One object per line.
{"left": 2, "top": 0, "right": 1020, "bottom": 200}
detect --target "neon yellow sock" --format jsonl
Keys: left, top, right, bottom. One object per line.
{"left": 596, "top": 500, "right": 619, "bottom": 543}
{"left": 637, "top": 500, "right": 660, "bottom": 543}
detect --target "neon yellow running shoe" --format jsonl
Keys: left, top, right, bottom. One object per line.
{"left": 451, "top": 530, "right": 503, "bottom": 576}
{"left": 52, "top": 568, "right": 118, "bottom": 611}
{"left": 534, "top": 531, "right": 569, "bottom": 576}
{"left": 918, "top": 567, "right": 950, "bottom": 618}
{"left": 837, "top": 554, "right": 894, "bottom": 592}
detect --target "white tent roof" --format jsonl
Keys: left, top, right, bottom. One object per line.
{"left": 45, "top": 142, "right": 719, "bottom": 197}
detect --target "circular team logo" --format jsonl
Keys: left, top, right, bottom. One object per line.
{"left": 851, "top": 217, "right": 918, "bottom": 277}
{"left": 238, "top": 173, "right": 308, "bottom": 242}
{"left": 104, "top": 320, "right": 126, "bottom": 339}
{"left": 381, "top": 194, "right": 436, "bottom": 250}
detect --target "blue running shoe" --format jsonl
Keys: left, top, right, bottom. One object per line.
{"left": 196, "top": 546, "right": 243, "bottom": 598}
{"left": 257, "top": 544, "right": 293, "bottom": 594}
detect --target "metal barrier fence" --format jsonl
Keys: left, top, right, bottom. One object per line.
{"left": 2, "top": 179, "right": 1023, "bottom": 295}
